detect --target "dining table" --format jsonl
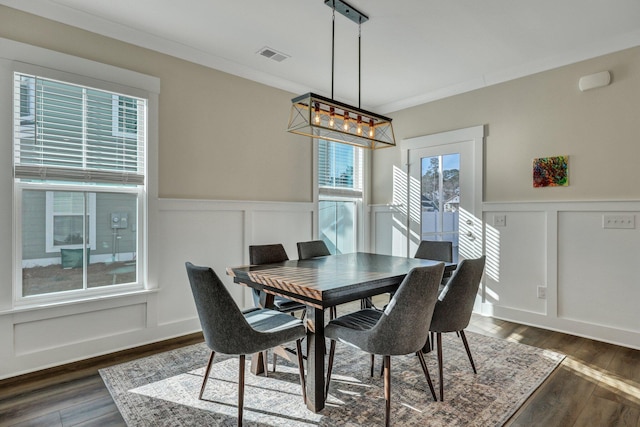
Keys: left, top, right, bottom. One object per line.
{"left": 226, "top": 252, "right": 457, "bottom": 413}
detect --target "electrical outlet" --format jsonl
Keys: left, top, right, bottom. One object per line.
{"left": 537, "top": 286, "right": 546, "bottom": 299}
{"left": 603, "top": 215, "right": 635, "bottom": 229}
{"left": 494, "top": 214, "right": 506, "bottom": 227}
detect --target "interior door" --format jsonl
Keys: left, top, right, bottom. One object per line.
{"left": 404, "top": 126, "right": 484, "bottom": 261}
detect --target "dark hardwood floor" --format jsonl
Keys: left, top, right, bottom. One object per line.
{"left": 1, "top": 307, "right": 638, "bottom": 426}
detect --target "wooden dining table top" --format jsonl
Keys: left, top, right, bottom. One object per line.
{"left": 227, "top": 252, "right": 457, "bottom": 309}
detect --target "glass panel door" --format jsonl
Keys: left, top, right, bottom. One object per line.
{"left": 420, "top": 153, "right": 460, "bottom": 260}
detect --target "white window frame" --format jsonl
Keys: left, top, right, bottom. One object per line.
{"left": 315, "top": 139, "right": 368, "bottom": 253}
{"left": 3, "top": 38, "right": 160, "bottom": 307}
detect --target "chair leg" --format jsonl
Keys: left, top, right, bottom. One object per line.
{"left": 199, "top": 351, "right": 215, "bottom": 400}
{"left": 370, "top": 354, "right": 375, "bottom": 377}
{"left": 437, "top": 332, "right": 444, "bottom": 401}
{"left": 272, "top": 350, "right": 277, "bottom": 373}
{"left": 238, "top": 355, "right": 245, "bottom": 427}
{"left": 296, "top": 339, "right": 307, "bottom": 404}
{"left": 459, "top": 330, "right": 477, "bottom": 374}
{"left": 325, "top": 340, "right": 336, "bottom": 398}
{"left": 383, "top": 355, "right": 391, "bottom": 427}
{"left": 416, "top": 351, "right": 437, "bottom": 401}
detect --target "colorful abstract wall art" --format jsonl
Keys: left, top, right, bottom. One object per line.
{"left": 533, "top": 155, "right": 568, "bottom": 188}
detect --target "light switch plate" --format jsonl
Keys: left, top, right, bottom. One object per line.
{"left": 494, "top": 214, "right": 506, "bottom": 227}
{"left": 603, "top": 215, "right": 635, "bottom": 229}
{"left": 537, "top": 286, "right": 546, "bottom": 299}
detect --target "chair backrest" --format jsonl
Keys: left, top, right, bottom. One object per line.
{"left": 414, "top": 240, "right": 453, "bottom": 263}
{"left": 430, "top": 255, "right": 486, "bottom": 333}
{"left": 185, "top": 262, "right": 257, "bottom": 355}
{"left": 297, "top": 240, "right": 331, "bottom": 260}
{"left": 369, "top": 263, "right": 445, "bottom": 355}
{"left": 249, "top": 244, "right": 289, "bottom": 265}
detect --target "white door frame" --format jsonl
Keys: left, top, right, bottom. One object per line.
{"left": 401, "top": 125, "right": 485, "bottom": 258}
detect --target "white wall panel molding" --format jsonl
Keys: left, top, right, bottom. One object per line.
{"left": 1, "top": 198, "right": 314, "bottom": 380}
{"left": 373, "top": 199, "right": 640, "bottom": 349}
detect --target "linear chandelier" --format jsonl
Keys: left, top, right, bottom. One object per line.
{"left": 287, "top": 0, "right": 396, "bottom": 149}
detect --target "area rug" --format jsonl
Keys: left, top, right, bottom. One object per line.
{"left": 100, "top": 331, "right": 563, "bottom": 426}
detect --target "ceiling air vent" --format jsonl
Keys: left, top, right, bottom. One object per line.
{"left": 257, "top": 46, "right": 289, "bottom": 62}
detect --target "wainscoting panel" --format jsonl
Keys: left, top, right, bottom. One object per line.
{"left": 156, "top": 208, "right": 245, "bottom": 325}
{"left": 250, "top": 209, "right": 314, "bottom": 259}
{"left": 484, "top": 211, "right": 547, "bottom": 315}
{"left": 372, "top": 201, "right": 640, "bottom": 349}
{"left": 0, "top": 198, "right": 314, "bottom": 379}
{"left": 14, "top": 302, "right": 147, "bottom": 356}
{"left": 558, "top": 210, "right": 640, "bottom": 332}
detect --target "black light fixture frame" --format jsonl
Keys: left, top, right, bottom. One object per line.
{"left": 287, "top": 0, "right": 395, "bottom": 149}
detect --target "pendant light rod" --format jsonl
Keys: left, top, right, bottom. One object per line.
{"left": 331, "top": 4, "right": 335, "bottom": 99}
{"left": 358, "top": 18, "right": 361, "bottom": 108}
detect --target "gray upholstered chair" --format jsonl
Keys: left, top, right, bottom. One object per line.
{"left": 185, "top": 262, "right": 307, "bottom": 426}
{"left": 414, "top": 240, "right": 453, "bottom": 263}
{"left": 296, "top": 239, "right": 331, "bottom": 260}
{"left": 415, "top": 239, "right": 454, "bottom": 284}
{"left": 325, "top": 264, "right": 445, "bottom": 426}
{"left": 429, "top": 255, "right": 485, "bottom": 401}
{"left": 414, "top": 239, "right": 454, "bottom": 352}
{"left": 249, "top": 244, "right": 307, "bottom": 372}
{"left": 296, "top": 240, "right": 338, "bottom": 319}
{"left": 249, "top": 244, "right": 307, "bottom": 315}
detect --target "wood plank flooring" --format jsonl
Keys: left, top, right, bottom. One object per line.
{"left": 1, "top": 310, "right": 638, "bottom": 426}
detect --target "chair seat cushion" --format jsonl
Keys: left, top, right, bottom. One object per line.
{"left": 240, "top": 307, "right": 306, "bottom": 352}
{"left": 273, "top": 296, "right": 307, "bottom": 313}
{"left": 328, "top": 309, "right": 382, "bottom": 331}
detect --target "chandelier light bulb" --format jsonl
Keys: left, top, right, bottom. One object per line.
{"left": 343, "top": 112, "right": 350, "bottom": 131}
{"left": 368, "top": 119, "right": 374, "bottom": 138}
{"left": 356, "top": 115, "right": 363, "bottom": 135}
{"left": 329, "top": 107, "right": 335, "bottom": 128}
{"left": 314, "top": 102, "right": 321, "bottom": 124}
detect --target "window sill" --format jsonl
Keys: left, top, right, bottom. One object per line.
{"left": 0, "top": 288, "right": 159, "bottom": 316}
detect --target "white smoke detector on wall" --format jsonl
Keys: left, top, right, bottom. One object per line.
{"left": 578, "top": 71, "right": 611, "bottom": 91}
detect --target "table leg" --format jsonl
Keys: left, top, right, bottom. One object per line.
{"left": 306, "top": 306, "right": 326, "bottom": 412}
{"left": 249, "top": 292, "right": 275, "bottom": 375}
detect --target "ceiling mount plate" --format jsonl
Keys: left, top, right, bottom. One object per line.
{"left": 324, "top": 0, "right": 369, "bottom": 24}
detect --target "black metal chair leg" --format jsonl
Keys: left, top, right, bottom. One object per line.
{"left": 416, "top": 351, "right": 437, "bottom": 401}
{"left": 199, "top": 351, "right": 215, "bottom": 400}
{"left": 437, "top": 332, "right": 444, "bottom": 401}
{"left": 383, "top": 355, "right": 391, "bottom": 427}
{"left": 370, "top": 354, "right": 375, "bottom": 377}
{"left": 238, "top": 354, "right": 245, "bottom": 427}
{"left": 459, "top": 330, "right": 477, "bottom": 374}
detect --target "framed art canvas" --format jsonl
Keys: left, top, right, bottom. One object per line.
{"left": 533, "top": 155, "right": 568, "bottom": 187}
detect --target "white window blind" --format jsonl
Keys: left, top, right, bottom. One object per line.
{"left": 318, "top": 140, "right": 363, "bottom": 195}
{"left": 13, "top": 73, "right": 146, "bottom": 185}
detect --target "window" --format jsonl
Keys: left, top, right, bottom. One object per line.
{"left": 45, "top": 191, "right": 97, "bottom": 253}
{"left": 318, "top": 140, "right": 363, "bottom": 254}
{"left": 14, "top": 70, "right": 147, "bottom": 301}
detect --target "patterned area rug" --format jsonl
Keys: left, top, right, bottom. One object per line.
{"left": 100, "top": 331, "right": 563, "bottom": 426}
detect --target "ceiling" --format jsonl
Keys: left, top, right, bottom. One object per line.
{"left": 3, "top": 0, "right": 640, "bottom": 113}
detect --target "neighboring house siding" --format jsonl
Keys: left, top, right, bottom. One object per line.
{"left": 21, "top": 192, "right": 136, "bottom": 262}
{"left": 22, "top": 190, "right": 46, "bottom": 260}
{"left": 95, "top": 193, "right": 137, "bottom": 260}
